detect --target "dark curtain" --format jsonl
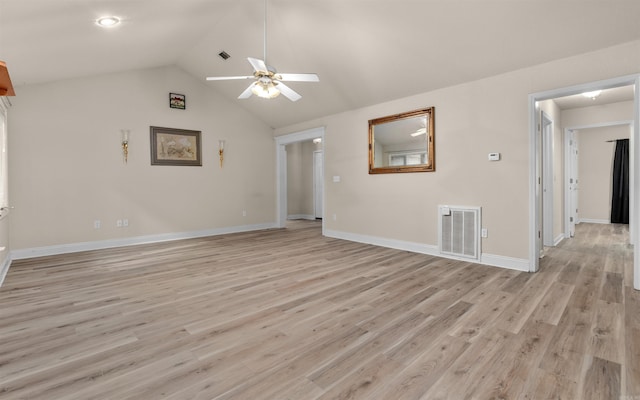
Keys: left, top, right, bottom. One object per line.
{"left": 611, "top": 138, "right": 629, "bottom": 224}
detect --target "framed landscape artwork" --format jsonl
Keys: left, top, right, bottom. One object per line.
{"left": 150, "top": 126, "right": 202, "bottom": 166}
{"left": 169, "top": 93, "right": 185, "bottom": 109}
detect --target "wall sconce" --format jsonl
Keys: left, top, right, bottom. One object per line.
{"left": 121, "top": 129, "right": 130, "bottom": 163}
{"left": 219, "top": 140, "right": 225, "bottom": 167}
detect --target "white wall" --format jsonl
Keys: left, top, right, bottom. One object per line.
{"left": 274, "top": 40, "right": 640, "bottom": 264}
{"left": 577, "top": 125, "right": 631, "bottom": 222}
{"left": 562, "top": 101, "right": 634, "bottom": 127}
{"left": 9, "top": 66, "right": 276, "bottom": 253}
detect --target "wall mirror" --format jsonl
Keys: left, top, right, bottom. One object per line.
{"left": 368, "top": 107, "right": 435, "bottom": 174}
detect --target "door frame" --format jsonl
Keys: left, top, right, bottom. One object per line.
{"left": 313, "top": 150, "right": 323, "bottom": 219}
{"left": 528, "top": 73, "right": 640, "bottom": 291}
{"left": 541, "top": 111, "right": 554, "bottom": 247}
{"left": 275, "top": 126, "right": 325, "bottom": 230}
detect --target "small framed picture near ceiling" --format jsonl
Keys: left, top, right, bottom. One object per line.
{"left": 150, "top": 126, "right": 202, "bottom": 166}
{"left": 170, "top": 93, "right": 185, "bottom": 109}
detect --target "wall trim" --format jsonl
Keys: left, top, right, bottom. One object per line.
{"left": 324, "top": 229, "right": 530, "bottom": 272}
{"left": 0, "top": 252, "right": 11, "bottom": 287}
{"left": 288, "top": 214, "right": 316, "bottom": 221}
{"left": 10, "top": 222, "right": 278, "bottom": 260}
{"left": 577, "top": 218, "right": 610, "bottom": 224}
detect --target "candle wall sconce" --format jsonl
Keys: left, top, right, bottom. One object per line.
{"left": 121, "top": 129, "right": 130, "bottom": 163}
{"left": 219, "top": 140, "right": 225, "bottom": 167}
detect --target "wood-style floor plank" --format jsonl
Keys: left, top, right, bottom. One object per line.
{"left": 0, "top": 221, "right": 638, "bottom": 399}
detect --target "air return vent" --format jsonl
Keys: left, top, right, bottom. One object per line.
{"left": 218, "top": 51, "right": 231, "bottom": 60}
{"left": 438, "top": 205, "right": 481, "bottom": 260}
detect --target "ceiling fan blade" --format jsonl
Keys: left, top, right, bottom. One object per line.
{"left": 277, "top": 82, "right": 302, "bottom": 102}
{"left": 248, "top": 57, "right": 268, "bottom": 73}
{"left": 206, "top": 75, "right": 254, "bottom": 81}
{"left": 277, "top": 73, "right": 319, "bottom": 82}
{"left": 238, "top": 83, "right": 256, "bottom": 99}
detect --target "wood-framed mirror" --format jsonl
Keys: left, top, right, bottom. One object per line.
{"left": 368, "top": 107, "right": 435, "bottom": 174}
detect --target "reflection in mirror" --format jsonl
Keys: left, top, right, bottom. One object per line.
{"left": 369, "top": 107, "right": 435, "bottom": 174}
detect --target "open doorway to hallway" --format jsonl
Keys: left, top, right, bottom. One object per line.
{"left": 284, "top": 139, "right": 323, "bottom": 224}
{"left": 540, "top": 86, "right": 634, "bottom": 252}
{"left": 275, "top": 127, "right": 326, "bottom": 232}
{"left": 529, "top": 75, "right": 639, "bottom": 291}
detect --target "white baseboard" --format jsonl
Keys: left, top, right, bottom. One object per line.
{"left": 480, "top": 253, "right": 530, "bottom": 272}
{"left": 554, "top": 234, "right": 565, "bottom": 247}
{"left": 10, "top": 222, "right": 278, "bottom": 260}
{"left": 578, "top": 218, "right": 610, "bottom": 224}
{"left": 287, "top": 214, "right": 316, "bottom": 221}
{"left": 324, "top": 229, "right": 439, "bottom": 255}
{"left": 0, "top": 252, "right": 11, "bottom": 287}
{"left": 324, "top": 229, "right": 530, "bottom": 272}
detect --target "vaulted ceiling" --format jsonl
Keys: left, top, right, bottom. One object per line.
{"left": 1, "top": 0, "right": 639, "bottom": 128}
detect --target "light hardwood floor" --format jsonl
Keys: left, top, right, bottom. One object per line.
{"left": 0, "top": 221, "right": 638, "bottom": 399}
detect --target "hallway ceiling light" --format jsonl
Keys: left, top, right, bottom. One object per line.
{"left": 581, "top": 90, "right": 602, "bottom": 100}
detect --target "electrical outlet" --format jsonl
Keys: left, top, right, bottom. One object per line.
{"left": 332, "top": 214, "right": 337, "bottom": 221}
{"left": 123, "top": 219, "right": 129, "bottom": 227}
{"left": 117, "top": 219, "right": 123, "bottom": 227}
{"left": 242, "top": 210, "right": 247, "bottom": 217}
{"left": 481, "top": 228, "right": 488, "bottom": 238}
{"left": 94, "top": 220, "right": 101, "bottom": 229}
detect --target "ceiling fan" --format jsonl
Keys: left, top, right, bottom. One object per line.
{"left": 205, "top": 0, "right": 319, "bottom": 101}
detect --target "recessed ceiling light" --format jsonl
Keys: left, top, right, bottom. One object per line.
{"left": 96, "top": 16, "right": 121, "bottom": 27}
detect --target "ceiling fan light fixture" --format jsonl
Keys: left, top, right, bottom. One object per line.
{"left": 251, "top": 81, "right": 280, "bottom": 99}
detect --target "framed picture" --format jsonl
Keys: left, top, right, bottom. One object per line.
{"left": 150, "top": 126, "right": 202, "bottom": 166}
{"left": 169, "top": 93, "right": 185, "bottom": 109}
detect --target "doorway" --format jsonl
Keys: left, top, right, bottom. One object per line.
{"left": 528, "top": 74, "right": 640, "bottom": 291}
{"left": 275, "top": 127, "right": 325, "bottom": 232}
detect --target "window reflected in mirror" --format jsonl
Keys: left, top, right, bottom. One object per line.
{"left": 369, "top": 107, "right": 435, "bottom": 174}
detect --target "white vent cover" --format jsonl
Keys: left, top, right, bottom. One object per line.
{"left": 438, "top": 205, "right": 481, "bottom": 260}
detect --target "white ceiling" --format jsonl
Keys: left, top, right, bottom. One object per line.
{"left": 1, "top": 0, "right": 639, "bottom": 129}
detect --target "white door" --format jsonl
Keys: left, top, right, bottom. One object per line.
{"left": 313, "top": 151, "right": 323, "bottom": 219}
